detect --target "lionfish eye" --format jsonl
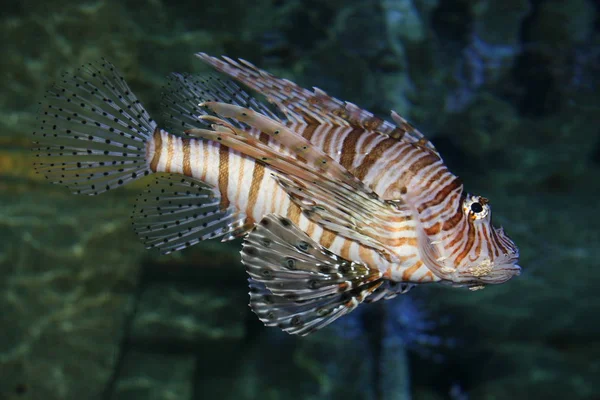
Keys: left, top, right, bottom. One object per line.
{"left": 470, "top": 202, "right": 484, "bottom": 213}
{"left": 463, "top": 195, "right": 489, "bottom": 219}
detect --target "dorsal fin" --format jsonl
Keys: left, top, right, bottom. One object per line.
{"left": 160, "top": 72, "right": 283, "bottom": 134}
{"left": 195, "top": 53, "right": 439, "bottom": 156}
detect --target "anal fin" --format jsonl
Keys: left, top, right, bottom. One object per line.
{"left": 242, "top": 214, "right": 384, "bottom": 336}
{"left": 131, "top": 175, "right": 248, "bottom": 254}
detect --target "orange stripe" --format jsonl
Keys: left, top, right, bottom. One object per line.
{"left": 419, "top": 270, "right": 435, "bottom": 282}
{"left": 402, "top": 260, "right": 423, "bottom": 281}
{"left": 382, "top": 236, "right": 417, "bottom": 247}
{"left": 358, "top": 244, "right": 376, "bottom": 267}
{"left": 183, "top": 139, "right": 192, "bottom": 176}
{"left": 246, "top": 162, "right": 264, "bottom": 218}
{"left": 306, "top": 221, "right": 316, "bottom": 237}
{"left": 319, "top": 229, "right": 337, "bottom": 248}
{"left": 286, "top": 203, "right": 302, "bottom": 224}
{"left": 339, "top": 239, "right": 352, "bottom": 260}
{"left": 218, "top": 146, "right": 230, "bottom": 209}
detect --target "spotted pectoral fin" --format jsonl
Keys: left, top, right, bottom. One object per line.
{"left": 131, "top": 175, "right": 249, "bottom": 254}
{"left": 242, "top": 214, "right": 384, "bottom": 336}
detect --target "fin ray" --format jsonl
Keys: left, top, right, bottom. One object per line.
{"left": 32, "top": 59, "right": 155, "bottom": 195}
{"left": 131, "top": 175, "right": 248, "bottom": 254}
{"left": 161, "top": 73, "right": 282, "bottom": 133}
{"left": 242, "top": 215, "right": 384, "bottom": 336}
{"left": 196, "top": 53, "right": 439, "bottom": 155}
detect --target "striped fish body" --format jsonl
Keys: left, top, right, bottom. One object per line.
{"left": 148, "top": 126, "right": 439, "bottom": 284}
{"left": 32, "top": 55, "right": 520, "bottom": 335}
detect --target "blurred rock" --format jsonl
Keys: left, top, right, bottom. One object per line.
{"left": 112, "top": 351, "right": 196, "bottom": 400}
{"left": 0, "top": 181, "right": 144, "bottom": 400}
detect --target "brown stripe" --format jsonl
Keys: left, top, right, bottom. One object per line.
{"left": 165, "top": 134, "right": 174, "bottom": 173}
{"left": 358, "top": 244, "right": 376, "bottom": 267}
{"left": 358, "top": 131, "right": 380, "bottom": 153}
{"left": 402, "top": 260, "right": 423, "bottom": 281}
{"left": 218, "top": 146, "right": 230, "bottom": 209}
{"left": 421, "top": 191, "right": 461, "bottom": 223}
{"left": 481, "top": 225, "right": 495, "bottom": 258}
{"left": 407, "top": 151, "right": 439, "bottom": 178}
{"left": 420, "top": 166, "right": 447, "bottom": 193}
{"left": 419, "top": 270, "right": 435, "bottom": 282}
{"left": 339, "top": 239, "right": 352, "bottom": 260}
{"left": 182, "top": 139, "right": 192, "bottom": 176}
{"left": 489, "top": 226, "right": 507, "bottom": 256}
{"left": 417, "top": 176, "right": 462, "bottom": 213}
{"left": 470, "top": 231, "right": 482, "bottom": 262}
{"left": 322, "top": 126, "right": 336, "bottom": 156}
{"left": 246, "top": 162, "right": 265, "bottom": 219}
{"left": 445, "top": 219, "right": 467, "bottom": 249}
{"left": 305, "top": 220, "right": 316, "bottom": 237}
{"left": 300, "top": 120, "right": 319, "bottom": 142}
{"left": 354, "top": 138, "right": 397, "bottom": 180}
{"left": 384, "top": 236, "right": 418, "bottom": 247}
{"left": 319, "top": 229, "right": 337, "bottom": 248}
{"left": 286, "top": 203, "right": 302, "bottom": 224}
{"left": 149, "top": 128, "right": 162, "bottom": 172}
{"left": 258, "top": 132, "right": 270, "bottom": 145}
{"left": 442, "top": 206, "right": 464, "bottom": 231}
{"left": 454, "top": 221, "right": 475, "bottom": 265}
{"left": 339, "top": 128, "right": 361, "bottom": 170}
{"left": 424, "top": 222, "right": 441, "bottom": 235}
{"left": 398, "top": 153, "right": 445, "bottom": 192}
{"left": 374, "top": 143, "right": 414, "bottom": 186}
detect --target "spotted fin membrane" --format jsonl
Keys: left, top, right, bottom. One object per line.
{"left": 32, "top": 59, "right": 155, "bottom": 195}
{"left": 160, "top": 72, "right": 282, "bottom": 134}
{"left": 131, "top": 175, "right": 249, "bottom": 254}
{"left": 242, "top": 214, "right": 385, "bottom": 336}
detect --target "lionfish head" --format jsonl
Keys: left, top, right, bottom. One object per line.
{"left": 419, "top": 193, "right": 521, "bottom": 289}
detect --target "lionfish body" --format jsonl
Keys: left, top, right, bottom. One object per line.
{"left": 33, "top": 54, "right": 520, "bottom": 335}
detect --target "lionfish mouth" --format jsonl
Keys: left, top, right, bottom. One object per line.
{"left": 477, "top": 263, "right": 521, "bottom": 285}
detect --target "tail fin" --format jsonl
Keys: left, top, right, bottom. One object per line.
{"left": 32, "top": 59, "right": 155, "bottom": 195}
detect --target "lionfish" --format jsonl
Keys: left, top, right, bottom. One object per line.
{"left": 32, "top": 53, "right": 520, "bottom": 335}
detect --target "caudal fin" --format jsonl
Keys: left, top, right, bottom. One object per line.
{"left": 32, "top": 59, "right": 156, "bottom": 195}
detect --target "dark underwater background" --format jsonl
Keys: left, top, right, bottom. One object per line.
{"left": 1, "top": 0, "right": 599, "bottom": 399}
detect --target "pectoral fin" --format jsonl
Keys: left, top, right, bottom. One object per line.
{"left": 242, "top": 214, "right": 384, "bottom": 336}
